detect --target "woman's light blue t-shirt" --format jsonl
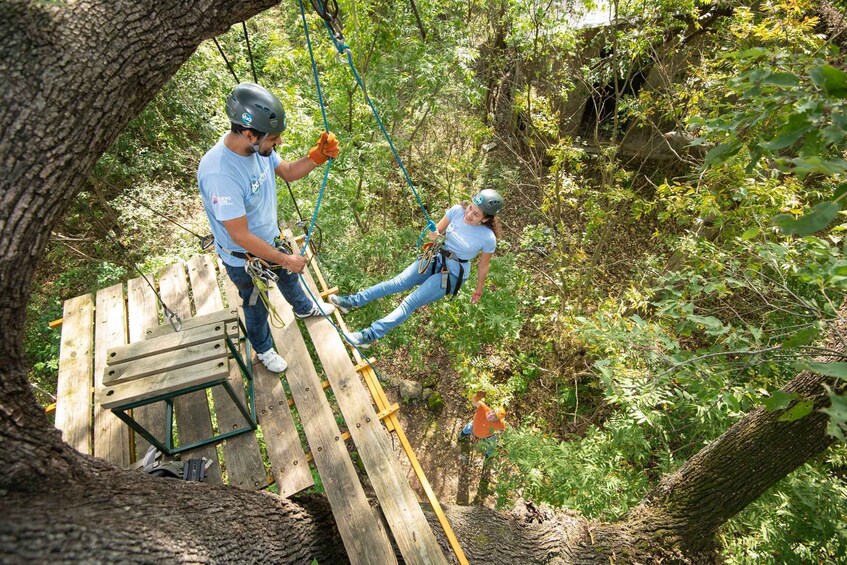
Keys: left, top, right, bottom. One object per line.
{"left": 442, "top": 204, "right": 497, "bottom": 279}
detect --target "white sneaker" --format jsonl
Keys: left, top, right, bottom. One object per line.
{"left": 257, "top": 349, "right": 288, "bottom": 373}
{"left": 294, "top": 300, "right": 336, "bottom": 319}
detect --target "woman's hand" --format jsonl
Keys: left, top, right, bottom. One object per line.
{"left": 471, "top": 290, "right": 482, "bottom": 304}
{"left": 427, "top": 229, "right": 440, "bottom": 241}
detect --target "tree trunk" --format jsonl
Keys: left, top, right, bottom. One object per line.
{"left": 1, "top": 2, "right": 845, "bottom": 563}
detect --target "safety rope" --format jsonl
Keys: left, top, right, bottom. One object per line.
{"left": 304, "top": 0, "right": 437, "bottom": 242}
{"left": 297, "top": 0, "right": 333, "bottom": 257}
{"left": 82, "top": 207, "right": 182, "bottom": 331}
{"left": 212, "top": 36, "right": 241, "bottom": 84}
{"left": 93, "top": 176, "right": 214, "bottom": 251}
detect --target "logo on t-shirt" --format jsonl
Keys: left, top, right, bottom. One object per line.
{"left": 250, "top": 169, "right": 269, "bottom": 193}
{"left": 212, "top": 195, "right": 233, "bottom": 206}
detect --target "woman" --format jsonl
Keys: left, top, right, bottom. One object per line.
{"left": 332, "top": 189, "right": 504, "bottom": 347}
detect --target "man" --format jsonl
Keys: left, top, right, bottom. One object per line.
{"left": 198, "top": 82, "right": 339, "bottom": 373}
{"left": 458, "top": 390, "right": 507, "bottom": 460}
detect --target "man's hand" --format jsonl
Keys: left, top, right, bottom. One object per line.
{"left": 283, "top": 254, "right": 307, "bottom": 274}
{"left": 471, "top": 289, "right": 482, "bottom": 304}
{"left": 308, "top": 131, "right": 340, "bottom": 165}
{"left": 427, "top": 229, "right": 440, "bottom": 241}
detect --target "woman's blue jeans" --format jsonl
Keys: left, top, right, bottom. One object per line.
{"left": 346, "top": 257, "right": 460, "bottom": 339}
{"left": 223, "top": 262, "right": 314, "bottom": 354}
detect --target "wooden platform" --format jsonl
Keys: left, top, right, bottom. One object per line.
{"left": 53, "top": 237, "right": 465, "bottom": 564}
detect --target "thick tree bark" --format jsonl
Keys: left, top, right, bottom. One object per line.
{"left": 0, "top": 2, "right": 844, "bottom": 563}
{"left": 0, "top": 0, "right": 276, "bottom": 489}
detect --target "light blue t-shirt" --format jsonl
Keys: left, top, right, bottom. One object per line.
{"left": 198, "top": 136, "right": 282, "bottom": 267}
{"left": 442, "top": 204, "right": 497, "bottom": 279}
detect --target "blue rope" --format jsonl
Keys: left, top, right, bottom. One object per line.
{"left": 296, "top": 0, "right": 386, "bottom": 378}
{"left": 298, "top": 0, "right": 332, "bottom": 256}
{"left": 308, "top": 2, "right": 435, "bottom": 235}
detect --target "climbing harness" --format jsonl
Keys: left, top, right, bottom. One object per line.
{"left": 218, "top": 239, "right": 296, "bottom": 329}
{"left": 418, "top": 239, "right": 443, "bottom": 275}
{"left": 138, "top": 445, "right": 214, "bottom": 481}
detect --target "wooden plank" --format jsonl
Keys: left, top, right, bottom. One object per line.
{"left": 219, "top": 259, "right": 313, "bottom": 496}
{"left": 104, "top": 339, "right": 228, "bottom": 384}
{"left": 127, "top": 276, "right": 163, "bottom": 460}
{"left": 290, "top": 233, "right": 467, "bottom": 563}
{"left": 107, "top": 320, "right": 232, "bottom": 367}
{"left": 54, "top": 294, "right": 94, "bottom": 454}
{"left": 188, "top": 254, "right": 266, "bottom": 490}
{"left": 288, "top": 236, "right": 446, "bottom": 565}
{"left": 267, "top": 290, "right": 397, "bottom": 563}
{"left": 145, "top": 308, "right": 237, "bottom": 340}
{"left": 98, "top": 359, "right": 230, "bottom": 409}
{"left": 157, "top": 262, "right": 221, "bottom": 484}
{"left": 92, "top": 283, "right": 131, "bottom": 466}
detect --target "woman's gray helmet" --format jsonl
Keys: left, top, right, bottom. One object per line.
{"left": 225, "top": 83, "right": 286, "bottom": 135}
{"left": 472, "top": 189, "right": 504, "bottom": 216}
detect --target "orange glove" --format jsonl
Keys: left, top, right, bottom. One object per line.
{"left": 308, "top": 131, "right": 339, "bottom": 165}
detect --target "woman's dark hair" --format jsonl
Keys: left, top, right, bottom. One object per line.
{"left": 462, "top": 201, "right": 501, "bottom": 239}
{"left": 481, "top": 215, "right": 501, "bottom": 239}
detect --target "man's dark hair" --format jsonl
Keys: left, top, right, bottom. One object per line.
{"left": 231, "top": 123, "right": 266, "bottom": 137}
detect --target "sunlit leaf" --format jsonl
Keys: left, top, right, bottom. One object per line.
{"left": 794, "top": 361, "right": 847, "bottom": 379}
{"left": 772, "top": 201, "right": 840, "bottom": 236}
{"left": 778, "top": 400, "right": 814, "bottom": 422}
{"left": 762, "top": 390, "right": 798, "bottom": 411}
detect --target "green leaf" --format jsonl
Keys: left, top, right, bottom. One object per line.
{"left": 761, "top": 128, "right": 807, "bottom": 151}
{"left": 795, "top": 361, "right": 847, "bottom": 379}
{"left": 778, "top": 399, "right": 814, "bottom": 422}
{"left": 740, "top": 227, "right": 761, "bottom": 240}
{"left": 809, "top": 65, "right": 847, "bottom": 98}
{"left": 772, "top": 201, "right": 840, "bottom": 236}
{"left": 763, "top": 390, "right": 797, "bottom": 411}
{"left": 704, "top": 142, "right": 740, "bottom": 166}
{"left": 781, "top": 327, "right": 818, "bottom": 348}
{"left": 789, "top": 156, "right": 847, "bottom": 176}
{"left": 763, "top": 72, "right": 800, "bottom": 87}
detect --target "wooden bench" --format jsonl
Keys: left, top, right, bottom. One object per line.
{"left": 96, "top": 309, "right": 257, "bottom": 456}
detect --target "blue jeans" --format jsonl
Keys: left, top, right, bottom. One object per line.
{"left": 223, "top": 262, "right": 314, "bottom": 354}
{"left": 347, "top": 257, "right": 461, "bottom": 339}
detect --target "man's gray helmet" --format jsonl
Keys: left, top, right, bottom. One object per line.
{"left": 472, "top": 189, "right": 504, "bottom": 216}
{"left": 225, "top": 83, "right": 286, "bottom": 135}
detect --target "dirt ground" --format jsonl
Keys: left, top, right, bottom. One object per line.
{"left": 376, "top": 355, "right": 498, "bottom": 508}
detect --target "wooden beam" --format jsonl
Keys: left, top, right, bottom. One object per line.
{"left": 54, "top": 294, "right": 94, "bottom": 455}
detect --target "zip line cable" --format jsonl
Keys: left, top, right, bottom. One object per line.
{"left": 81, "top": 206, "right": 182, "bottom": 331}
{"left": 241, "top": 22, "right": 259, "bottom": 84}
{"left": 213, "top": 36, "right": 241, "bottom": 84}
{"left": 91, "top": 176, "right": 213, "bottom": 250}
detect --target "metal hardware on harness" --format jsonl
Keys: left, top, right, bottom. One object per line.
{"left": 244, "top": 257, "right": 279, "bottom": 284}
{"left": 418, "top": 239, "right": 442, "bottom": 275}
